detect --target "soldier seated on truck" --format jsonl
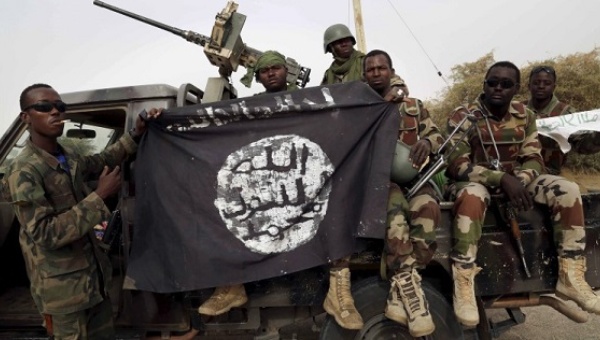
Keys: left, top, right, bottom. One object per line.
{"left": 444, "top": 61, "right": 600, "bottom": 328}
{"left": 198, "top": 51, "right": 362, "bottom": 320}
{"left": 522, "top": 65, "right": 600, "bottom": 175}
{"left": 362, "top": 49, "right": 446, "bottom": 337}
{"left": 321, "top": 23, "right": 408, "bottom": 101}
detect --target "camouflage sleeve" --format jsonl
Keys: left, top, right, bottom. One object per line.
{"left": 417, "top": 101, "right": 444, "bottom": 154}
{"left": 446, "top": 108, "right": 505, "bottom": 187}
{"left": 390, "top": 74, "right": 409, "bottom": 95}
{"left": 6, "top": 167, "right": 110, "bottom": 250}
{"left": 512, "top": 111, "right": 543, "bottom": 186}
{"left": 78, "top": 133, "right": 137, "bottom": 178}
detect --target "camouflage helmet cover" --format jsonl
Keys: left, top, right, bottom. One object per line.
{"left": 323, "top": 24, "right": 356, "bottom": 53}
{"left": 390, "top": 141, "right": 420, "bottom": 185}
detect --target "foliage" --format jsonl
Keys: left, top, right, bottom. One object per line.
{"left": 57, "top": 137, "right": 97, "bottom": 156}
{"left": 425, "top": 48, "right": 600, "bottom": 172}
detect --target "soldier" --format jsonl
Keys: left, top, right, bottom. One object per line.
{"left": 363, "top": 49, "right": 445, "bottom": 337}
{"left": 321, "top": 23, "right": 409, "bottom": 100}
{"left": 318, "top": 25, "right": 415, "bottom": 331}
{"left": 254, "top": 50, "right": 297, "bottom": 94}
{"left": 1, "top": 84, "right": 159, "bottom": 339}
{"left": 239, "top": 50, "right": 298, "bottom": 94}
{"left": 198, "top": 50, "right": 299, "bottom": 317}
{"left": 445, "top": 61, "right": 600, "bottom": 327}
{"left": 523, "top": 65, "right": 600, "bottom": 174}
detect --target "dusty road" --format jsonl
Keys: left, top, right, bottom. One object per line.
{"left": 491, "top": 301, "right": 600, "bottom": 340}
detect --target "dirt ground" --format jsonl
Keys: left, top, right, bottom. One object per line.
{"left": 491, "top": 302, "right": 600, "bottom": 340}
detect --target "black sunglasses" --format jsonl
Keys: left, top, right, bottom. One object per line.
{"left": 23, "top": 101, "right": 67, "bottom": 113}
{"left": 530, "top": 65, "right": 555, "bottom": 76}
{"left": 529, "top": 65, "right": 556, "bottom": 80}
{"left": 484, "top": 79, "right": 517, "bottom": 89}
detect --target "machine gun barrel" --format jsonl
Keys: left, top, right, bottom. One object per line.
{"left": 93, "top": 0, "right": 210, "bottom": 46}
{"left": 94, "top": 0, "right": 311, "bottom": 88}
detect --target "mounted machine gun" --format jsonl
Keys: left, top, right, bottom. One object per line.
{"left": 93, "top": 0, "right": 311, "bottom": 102}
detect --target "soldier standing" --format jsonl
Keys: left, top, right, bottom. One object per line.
{"left": 445, "top": 61, "right": 600, "bottom": 327}
{"left": 363, "top": 49, "right": 445, "bottom": 337}
{"left": 321, "top": 23, "right": 409, "bottom": 99}
{"left": 1, "top": 84, "right": 158, "bottom": 339}
{"left": 523, "top": 65, "right": 600, "bottom": 174}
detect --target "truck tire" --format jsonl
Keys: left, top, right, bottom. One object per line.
{"left": 319, "top": 276, "right": 467, "bottom": 339}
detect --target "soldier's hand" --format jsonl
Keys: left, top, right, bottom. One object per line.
{"left": 95, "top": 166, "right": 121, "bottom": 200}
{"left": 383, "top": 86, "right": 408, "bottom": 104}
{"left": 500, "top": 174, "right": 533, "bottom": 211}
{"left": 409, "top": 139, "right": 431, "bottom": 169}
{"left": 132, "top": 108, "right": 163, "bottom": 138}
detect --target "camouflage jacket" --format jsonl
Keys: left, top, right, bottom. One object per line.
{"left": 446, "top": 95, "right": 543, "bottom": 188}
{"left": 523, "top": 95, "right": 576, "bottom": 175}
{"left": 1, "top": 133, "right": 137, "bottom": 314}
{"left": 397, "top": 98, "right": 444, "bottom": 153}
{"left": 320, "top": 53, "right": 408, "bottom": 90}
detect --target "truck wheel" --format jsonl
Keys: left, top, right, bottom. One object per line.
{"left": 319, "top": 276, "right": 466, "bottom": 339}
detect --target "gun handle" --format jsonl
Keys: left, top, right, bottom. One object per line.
{"left": 509, "top": 218, "right": 522, "bottom": 240}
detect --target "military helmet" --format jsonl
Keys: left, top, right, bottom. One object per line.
{"left": 323, "top": 24, "right": 356, "bottom": 53}
{"left": 390, "top": 141, "right": 419, "bottom": 185}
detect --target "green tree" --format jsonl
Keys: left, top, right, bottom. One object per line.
{"left": 426, "top": 48, "right": 600, "bottom": 172}
{"left": 57, "top": 137, "right": 96, "bottom": 156}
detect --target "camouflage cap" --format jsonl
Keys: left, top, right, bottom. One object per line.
{"left": 254, "top": 50, "right": 287, "bottom": 74}
{"left": 240, "top": 50, "right": 287, "bottom": 88}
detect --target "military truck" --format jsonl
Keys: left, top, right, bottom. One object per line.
{"left": 2, "top": 1, "right": 600, "bottom": 339}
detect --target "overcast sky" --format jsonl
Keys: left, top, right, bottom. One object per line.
{"left": 1, "top": 0, "right": 599, "bottom": 136}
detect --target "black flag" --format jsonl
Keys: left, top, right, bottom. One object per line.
{"left": 125, "top": 82, "right": 399, "bottom": 292}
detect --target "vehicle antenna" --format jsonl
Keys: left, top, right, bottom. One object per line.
{"left": 384, "top": 0, "right": 451, "bottom": 87}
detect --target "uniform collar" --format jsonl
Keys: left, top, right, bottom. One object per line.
{"left": 476, "top": 94, "right": 526, "bottom": 120}
{"left": 525, "top": 94, "right": 559, "bottom": 115}
{"left": 25, "top": 139, "right": 74, "bottom": 171}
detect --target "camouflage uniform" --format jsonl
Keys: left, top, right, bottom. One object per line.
{"left": 523, "top": 95, "right": 576, "bottom": 175}
{"left": 386, "top": 98, "right": 445, "bottom": 272}
{"left": 320, "top": 50, "right": 408, "bottom": 90}
{"left": 1, "top": 133, "right": 137, "bottom": 339}
{"left": 446, "top": 96, "right": 586, "bottom": 264}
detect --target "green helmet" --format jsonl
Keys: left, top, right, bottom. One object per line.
{"left": 323, "top": 24, "right": 356, "bottom": 53}
{"left": 390, "top": 141, "right": 419, "bottom": 185}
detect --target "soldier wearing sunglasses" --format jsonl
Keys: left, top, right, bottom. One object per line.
{"left": 444, "top": 61, "right": 600, "bottom": 327}
{"left": 1, "top": 83, "right": 160, "bottom": 339}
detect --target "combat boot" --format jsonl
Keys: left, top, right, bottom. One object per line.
{"left": 389, "top": 269, "right": 435, "bottom": 337}
{"left": 198, "top": 284, "right": 248, "bottom": 316}
{"left": 323, "top": 268, "right": 364, "bottom": 330}
{"left": 384, "top": 277, "right": 407, "bottom": 326}
{"left": 555, "top": 256, "right": 600, "bottom": 314}
{"left": 452, "top": 263, "right": 482, "bottom": 327}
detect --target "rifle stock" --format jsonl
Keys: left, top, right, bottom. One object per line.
{"left": 102, "top": 209, "right": 122, "bottom": 254}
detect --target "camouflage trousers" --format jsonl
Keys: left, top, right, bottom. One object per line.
{"left": 48, "top": 297, "right": 114, "bottom": 340}
{"left": 385, "top": 182, "right": 440, "bottom": 273}
{"left": 449, "top": 174, "right": 586, "bottom": 264}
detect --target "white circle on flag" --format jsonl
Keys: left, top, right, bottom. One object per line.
{"left": 214, "top": 134, "right": 334, "bottom": 254}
